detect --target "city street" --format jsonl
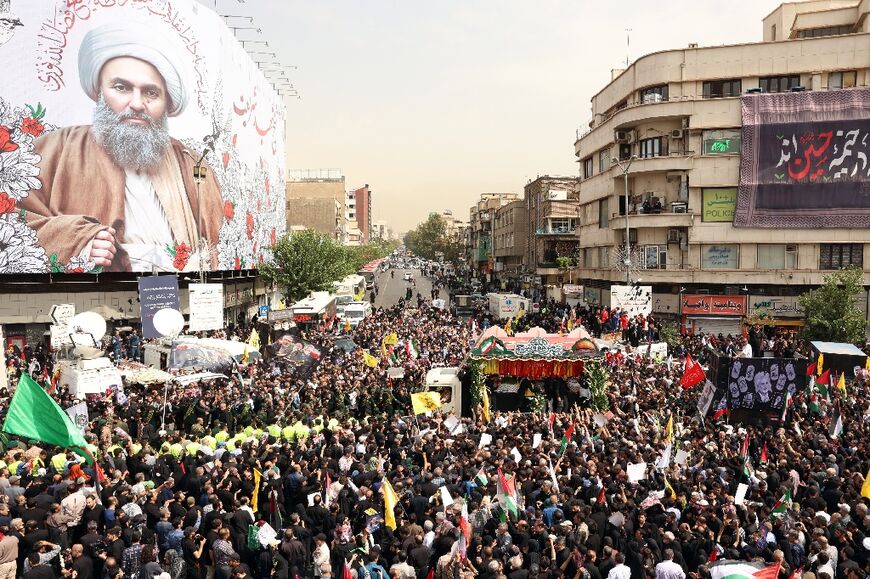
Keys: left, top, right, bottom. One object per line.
{"left": 372, "top": 268, "right": 446, "bottom": 308}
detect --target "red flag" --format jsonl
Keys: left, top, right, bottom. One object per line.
{"left": 425, "top": 570, "right": 434, "bottom": 579}
{"left": 760, "top": 442, "right": 768, "bottom": 464}
{"left": 547, "top": 412, "right": 556, "bottom": 432}
{"left": 679, "top": 354, "right": 706, "bottom": 389}
{"left": 788, "top": 567, "right": 802, "bottom": 579}
{"left": 708, "top": 549, "right": 718, "bottom": 562}
{"left": 817, "top": 369, "right": 830, "bottom": 387}
{"left": 343, "top": 562, "right": 354, "bottom": 579}
{"left": 752, "top": 560, "right": 781, "bottom": 579}
{"left": 597, "top": 486, "right": 606, "bottom": 505}
{"left": 740, "top": 432, "right": 750, "bottom": 459}
{"left": 806, "top": 362, "right": 816, "bottom": 376}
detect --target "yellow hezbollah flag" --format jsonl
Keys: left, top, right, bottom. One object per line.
{"left": 411, "top": 391, "right": 442, "bottom": 415}
{"left": 862, "top": 467, "right": 870, "bottom": 499}
{"left": 363, "top": 351, "right": 380, "bottom": 368}
{"left": 252, "top": 469, "right": 261, "bottom": 513}
{"left": 504, "top": 318, "right": 512, "bottom": 336}
{"left": 836, "top": 372, "right": 846, "bottom": 396}
{"left": 481, "top": 386, "right": 491, "bottom": 423}
{"left": 242, "top": 345, "right": 249, "bottom": 364}
{"left": 344, "top": 318, "right": 352, "bottom": 332}
{"left": 664, "top": 415, "right": 673, "bottom": 443}
{"left": 664, "top": 476, "right": 676, "bottom": 500}
{"left": 817, "top": 353, "right": 824, "bottom": 376}
{"left": 866, "top": 356, "right": 870, "bottom": 371}
{"left": 248, "top": 329, "right": 260, "bottom": 350}
{"left": 384, "top": 332, "right": 398, "bottom": 346}
{"left": 383, "top": 479, "right": 400, "bottom": 530}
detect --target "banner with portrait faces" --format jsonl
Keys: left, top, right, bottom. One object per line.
{"left": 725, "top": 357, "right": 807, "bottom": 412}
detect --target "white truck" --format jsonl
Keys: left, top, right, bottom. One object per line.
{"left": 57, "top": 357, "right": 124, "bottom": 399}
{"left": 424, "top": 366, "right": 462, "bottom": 416}
{"left": 488, "top": 293, "right": 531, "bottom": 320}
{"left": 341, "top": 301, "right": 372, "bottom": 327}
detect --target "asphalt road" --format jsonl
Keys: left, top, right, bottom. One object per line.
{"left": 372, "top": 268, "right": 446, "bottom": 308}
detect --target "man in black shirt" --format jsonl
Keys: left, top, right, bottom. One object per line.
{"left": 70, "top": 544, "right": 94, "bottom": 579}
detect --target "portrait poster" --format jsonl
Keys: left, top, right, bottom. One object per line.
{"left": 0, "top": 0, "right": 286, "bottom": 273}
{"left": 137, "top": 274, "right": 180, "bottom": 339}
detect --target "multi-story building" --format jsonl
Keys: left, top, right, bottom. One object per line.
{"left": 440, "top": 210, "right": 469, "bottom": 239}
{"left": 349, "top": 185, "right": 373, "bottom": 244}
{"left": 468, "top": 193, "right": 519, "bottom": 278}
{"left": 572, "top": 0, "right": 870, "bottom": 334}
{"left": 285, "top": 169, "right": 345, "bottom": 241}
{"left": 492, "top": 200, "right": 529, "bottom": 280}
{"left": 525, "top": 176, "right": 581, "bottom": 296}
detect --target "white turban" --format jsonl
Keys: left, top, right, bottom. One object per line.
{"left": 78, "top": 20, "right": 188, "bottom": 117}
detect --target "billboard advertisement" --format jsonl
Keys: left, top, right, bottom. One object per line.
{"left": 0, "top": 1, "right": 286, "bottom": 273}
{"left": 609, "top": 284, "right": 652, "bottom": 317}
{"left": 734, "top": 88, "right": 870, "bottom": 228}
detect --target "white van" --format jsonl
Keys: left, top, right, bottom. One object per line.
{"left": 425, "top": 366, "right": 461, "bottom": 415}
{"left": 342, "top": 301, "right": 372, "bottom": 327}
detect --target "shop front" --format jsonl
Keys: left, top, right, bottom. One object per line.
{"left": 680, "top": 294, "right": 746, "bottom": 337}
{"left": 746, "top": 295, "right": 805, "bottom": 331}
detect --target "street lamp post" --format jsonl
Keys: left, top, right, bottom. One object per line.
{"left": 183, "top": 149, "right": 211, "bottom": 283}
{"left": 612, "top": 155, "right": 637, "bottom": 284}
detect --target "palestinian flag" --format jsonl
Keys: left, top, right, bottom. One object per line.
{"left": 559, "top": 422, "right": 575, "bottom": 455}
{"left": 829, "top": 401, "right": 843, "bottom": 438}
{"left": 806, "top": 362, "right": 816, "bottom": 376}
{"left": 817, "top": 369, "right": 830, "bottom": 397}
{"left": 406, "top": 339, "right": 420, "bottom": 359}
{"left": 596, "top": 485, "right": 606, "bottom": 505}
{"left": 709, "top": 560, "right": 765, "bottom": 579}
{"left": 760, "top": 442, "right": 768, "bottom": 465}
{"left": 474, "top": 468, "right": 488, "bottom": 486}
{"left": 771, "top": 488, "right": 792, "bottom": 517}
{"left": 752, "top": 562, "right": 782, "bottom": 579}
{"left": 496, "top": 468, "right": 518, "bottom": 518}
{"left": 740, "top": 432, "right": 750, "bottom": 459}
{"left": 807, "top": 391, "right": 821, "bottom": 414}
{"left": 712, "top": 399, "right": 728, "bottom": 420}
{"left": 780, "top": 390, "right": 792, "bottom": 422}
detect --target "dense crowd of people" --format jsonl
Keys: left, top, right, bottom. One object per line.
{"left": 0, "top": 270, "right": 867, "bottom": 579}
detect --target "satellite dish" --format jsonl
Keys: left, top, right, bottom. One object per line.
{"left": 68, "top": 311, "right": 107, "bottom": 346}
{"left": 73, "top": 345, "right": 105, "bottom": 360}
{"left": 153, "top": 308, "right": 185, "bottom": 337}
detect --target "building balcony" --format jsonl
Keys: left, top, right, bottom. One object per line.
{"left": 608, "top": 211, "right": 694, "bottom": 230}
{"left": 616, "top": 154, "right": 693, "bottom": 175}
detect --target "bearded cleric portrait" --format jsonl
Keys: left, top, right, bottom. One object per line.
{"left": 20, "top": 20, "right": 223, "bottom": 272}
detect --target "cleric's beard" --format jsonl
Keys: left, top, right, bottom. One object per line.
{"left": 91, "top": 95, "right": 170, "bottom": 173}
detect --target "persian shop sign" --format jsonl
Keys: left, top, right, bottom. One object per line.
{"left": 748, "top": 295, "right": 805, "bottom": 319}
{"left": 681, "top": 294, "right": 746, "bottom": 316}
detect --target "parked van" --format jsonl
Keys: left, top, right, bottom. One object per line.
{"left": 342, "top": 301, "right": 372, "bottom": 327}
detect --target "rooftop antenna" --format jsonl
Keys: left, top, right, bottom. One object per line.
{"left": 625, "top": 28, "right": 632, "bottom": 67}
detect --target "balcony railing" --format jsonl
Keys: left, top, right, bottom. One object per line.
{"left": 536, "top": 227, "right": 576, "bottom": 235}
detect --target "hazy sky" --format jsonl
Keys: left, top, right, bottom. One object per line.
{"left": 235, "top": 0, "right": 784, "bottom": 234}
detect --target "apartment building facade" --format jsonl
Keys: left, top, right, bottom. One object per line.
{"left": 285, "top": 169, "right": 346, "bottom": 241}
{"left": 492, "top": 200, "right": 528, "bottom": 278}
{"left": 467, "top": 193, "right": 520, "bottom": 277}
{"left": 572, "top": 0, "right": 870, "bottom": 333}
{"left": 525, "top": 176, "right": 581, "bottom": 295}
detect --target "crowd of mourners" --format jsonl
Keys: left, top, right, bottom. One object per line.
{"left": 0, "top": 273, "right": 867, "bottom": 579}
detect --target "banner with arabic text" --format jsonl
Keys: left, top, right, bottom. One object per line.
{"left": 734, "top": 88, "right": 870, "bottom": 228}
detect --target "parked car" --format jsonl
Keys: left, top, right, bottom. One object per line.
{"left": 403, "top": 272, "right": 414, "bottom": 281}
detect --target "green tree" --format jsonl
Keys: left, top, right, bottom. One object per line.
{"left": 260, "top": 230, "right": 356, "bottom": 302}
{"left": 404, "top": 213, "right": 447, "bottom": 260}
{"left": 799, "top": 266, "right": 867, "bottom": 343}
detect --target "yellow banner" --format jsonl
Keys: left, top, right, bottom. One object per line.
{"left": 411, "top": 391, "right": 442, "bottom": 415}
{"left": 252, "top": 469, "right": 261, "bottom": 513}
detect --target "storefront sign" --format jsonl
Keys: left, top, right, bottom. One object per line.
{"left": 188, "top": 284, "right": 224, "bottom": 332}
{"left": 610, "top": 285, "right": 652, "bottom": 317}
{"left": 748, "top": 295, "right": 805, "bottom": 319}
{"left": 293, "top": 314, "right": 314, "bottom": 323}
{"left": 562, "top": 284, "right": 583, "bottom": 296}
{"left": 702, "top": 188, "right": 737, "bottom": 222}
{"left": 267, "top": 309, "right": 294, "bottom": 322}
{"left": 681, "top": 294, "right": 746, "bottom": 316}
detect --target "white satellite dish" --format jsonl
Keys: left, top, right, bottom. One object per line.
{"left": 72, "top": 345, "right": 105, "bottom": 360}
{"left": 153, "top": 308, "right": 185, "bottom": 337}
{"left": 68, "top": 311, "right": 107, "bottom": 347}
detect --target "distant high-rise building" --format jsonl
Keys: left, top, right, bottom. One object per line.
{"left": 285, "top": 169, "right": 345, "bottom": 241}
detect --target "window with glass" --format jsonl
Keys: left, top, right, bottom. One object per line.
{"left": 638, "top": 137, "right": 664, "bottom": 158}
{"left": 702, "top": 129, "right": 742, "bottom": 155}
{"left": 599, "top": 149, "right": 611, "bottom": 173}
{"left": 549, "top": 218, "right": 573, "bottom": 234}
{"left": 640, "top": 84, "right": 668, "bottom": 103}
{"left": 759, "top": 75, "right": 801, "bottom": 93}
{"left": 828, "top": 71, "right": 857, "bottom": 90}
{"left": 701, "top": 244, "right": 739, "bottom": 269}
{"left": 703, "top": 79, "right": 742, "bottom": 98}
{"left": 819, "top": 244, "right": 863, "bottom": 269}
{"left": 598, "top": 198, "right": 609, "bottom": 229}
{"left": 599, "top": 246, "right": 610, "bottom": 268}
{"left": 583, "top": 157, "right": 593, "bottom": 179}
{"left": 796, "top": 25, "right": 853, "bottom": 38}
{"left": 642, "top": 245, "right": 667, "bottom": 269}
{"left": 757, "top": 244, "right": 797, "bottom": 269}
{"left": 585, "top": 248, "right": 595, "bottom": 268}
{"left": 618, "top": 143, "right": 632, "bottom": 161}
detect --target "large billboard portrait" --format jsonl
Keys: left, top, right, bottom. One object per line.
{"left": 0, "top": 0, "right": 286, "bottom": 273}
{"left": 734, "top": 87, "right": 870, "bottom": 228}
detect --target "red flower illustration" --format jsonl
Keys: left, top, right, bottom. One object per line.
{"left": 0, "top": 193, "right": 15, "bottom": 214}
{"left": 264, "top": 177, "right": 270, "bottom": 194}
{"left": 269, "top": 228, "right": 276, "bottom": 247}
{"left": 173, "top": 242, "right": 191, "bottom": 270}
{"left": 223, "top": 200, "right": 235, "bottom": 222}
{"left": 234, "top": 255, "right": 241, "bottom": 270}
{"left": 0, "top": 126, "right": 19, "bottom": 153}
{"left": 245, "top": 212, "right": 255, "bottom": 239}
{"left": 20, "top": 117, "right": 45, "bottom": 137}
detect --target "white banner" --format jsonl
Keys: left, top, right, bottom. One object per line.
{"left": 697, "top": 380, "right": 717, "bottom": 417}
{"left": 610, "top": 285, "right": 652, "bottom": 317}
{"left": 66, "top": 401, "right": 89, "bottom": 433}
{"left": 188, "top": 284, "right": 224, "bottom": 331}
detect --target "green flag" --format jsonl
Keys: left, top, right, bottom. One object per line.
{"left": 2, "top": 374, "right": 90, "bottom": 461}
{"left": 771, "top": 488, "right": 792, "bottom": 517}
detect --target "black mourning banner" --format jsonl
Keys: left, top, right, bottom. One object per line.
{"left": 726, "top": 357, "right": 807, "bottom": 412}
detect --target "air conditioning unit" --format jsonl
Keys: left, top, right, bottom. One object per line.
{"left": 670, "top": 129, "right": 684, "bottom": 140}
{"left": 614, "top": 130, "right": 631, "bottom": 143}
{"left": 667, "top": 229, "right": 681, "bottom": 244}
